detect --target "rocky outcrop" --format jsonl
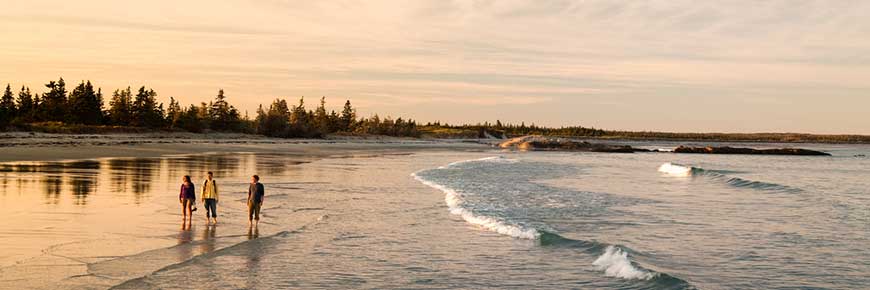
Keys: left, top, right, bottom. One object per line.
{"left": 673, "top": 146, "right": 831, "bottom": 156}
{"left": 499, "top": 135, "right": 649, "bottom": 153}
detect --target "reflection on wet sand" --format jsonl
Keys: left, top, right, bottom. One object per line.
{"left": 43, "top": 175, "right": 62, "bottom": 204}
{"left": 200, "top": 225, "right": 217, "bottom": 254}
{"left": 0, "top": 149, "right": 431, "bottom": 290}
{"left": 245, "top": 225, "right": 262, "bottom": 289}
{"left": 0, "top": 153, "right": 304, "bottom": 206}
{"left": 247, "top": 225, "right": 259, "bottom": 240}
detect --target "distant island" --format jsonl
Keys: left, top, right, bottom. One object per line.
{"left": 1, "top": 77, "right": 869, "bottom": 144}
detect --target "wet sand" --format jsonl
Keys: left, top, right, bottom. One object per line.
{"left": 0, "top": 140, "right": 489, "bottom": 289}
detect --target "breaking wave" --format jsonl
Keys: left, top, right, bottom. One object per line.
{"left": 414, "top": 157, "right": 695, "bottom": 288}
{"left": 413, "top": 156, "right": 537, "bottom": 239}
{"left": 593, "top": 245, "right": 657, "bottom": 280}
{"left": 659, "top": 163, "right": 800, "bottom": 193}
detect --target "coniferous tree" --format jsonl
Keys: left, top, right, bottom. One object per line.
{"left": 131, "top": 86, "right": 163, "bottom": 128}
{"left": 314, "top": 97, "right": 330, "bottom": 134}
{"left": 16, "top": 86, "right": 34, "bottom": 122}
{"left": 340, "top": 100, "right": 356, "bottom": 131}
{"left": 108, "top": 87, "right": 133, "bottom": 126}
{"left": 40, "top": 78, "right": 68, "bottom": 122}
{"left": 31, "top": 93, "right": 41, "bottom": 121}
{"left": 67, "top": 81, "right": 104, "bottom": 125}
{"left": 256, "top": 99, "right": 291, "bottom": 137}
{"left": 176, "top": 104, "right": 203, "bottom": 132}
{"left": 328, "top": 110, "right": 340, "bottom": 132}
{"left": 197, "top": 102, "right": 211, "bottom": 129}
{"left": 208, "top": 89, "right": 241, "bottom": 131}
{"left": 289, "top": 97, "right": 313, "bottom": 137}
{"left": 0, "top": 84, "right": 16, "bottom": 126}
{"left": 166, "top": 97, "right": 182, "bottom": 129}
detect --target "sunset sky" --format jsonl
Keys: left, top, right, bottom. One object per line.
{"left": 1, "top": 0, "right": 868, "bottom": 133}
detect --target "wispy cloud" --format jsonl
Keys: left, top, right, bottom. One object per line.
{"left": 1, "top": 0, "right": 868, "bottom": 133}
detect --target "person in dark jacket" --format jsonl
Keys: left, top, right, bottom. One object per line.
{"left": 247, "top": 175, "right": 265, "bottom": 225}
{"left": 179, "top": 175, "right": 196, "bottom": 222}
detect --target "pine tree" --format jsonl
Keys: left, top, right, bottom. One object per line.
{"left": 16, "top": 86, "right": 34, "bottom": 122}
{"left": 166, "top": 97, "right": 182, "bottom": 129}
{"left": 256, "top": 99, "right": 291, "bottom": 137}
{"left": 0, "top": 84, "right": 16, "bottom": 126}
{"left": 67, "top": 81, "right": 103, "bottom": 125}
{"left": 289, "top": 96, "right": 313, "bottom": 136}
{"left": 40, "top": 78, "right": 68, "bottom": 122}
{"left": 131, "top": 86, "right": 162, "bottom": 128}
{"left": 290, "top": 96, "right": 308, "bottom": 125}
{"left": 108, "top": 87, "right": 133, "bottom": 126}
{"left": 208, "top": 89, "right": 241, "bottom": 131}
{"left": 328, "top": 110, "right": 340, "bottom": 132}
{"left": 314, "top": 97, "right": 330, "bottom": 134}
{"left": 177, "top": 104, "right": 203, "bottom": 132}
{"left": 340, "top": 100, "right": 356, "bottom": 131}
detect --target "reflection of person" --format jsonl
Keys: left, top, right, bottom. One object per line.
{"left": 247, "top": 223, "right": 259, "bottom": 239}
{"left": 179, "top": 175, "right": 196, "bottom": 221}
{"left": 201, "top": 171, "right": 219, "bottom": 224}
{"left": 247, "top": 175, "right": 265, "bottom": 225}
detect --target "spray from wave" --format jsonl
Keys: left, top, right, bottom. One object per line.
{"left": 659, "top": 163, "right": 800, "bottom": 193}
{"left": 593, "top": 246, "right": 657, "bottom": 280}
{"left": 658, "top": 163, "right": 695, "bottom": 177}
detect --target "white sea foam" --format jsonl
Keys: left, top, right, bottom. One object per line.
{"left": 415, "top": 157, "right": 669, "bottom": 282}
{"left": 413, "top": 156, "right": 539, "bottom": 240}
{"left": 438, "top": 156, "right": 518, "bottom": 169}
{"left": 658, "top": 162, "right": 694, "bottom": 177}
{"left": 593, "top": 246, "right": 657, "bottom": 280}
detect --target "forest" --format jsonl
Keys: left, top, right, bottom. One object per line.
{"left": 0, "top": 78, "right": 419, "bottom": 138}
{"left": 2, "top": 77, "right": 868, "bottom": 143}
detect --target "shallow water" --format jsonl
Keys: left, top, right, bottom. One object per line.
{"left": 0, "top": 143, "right": 868, "bottom": 289}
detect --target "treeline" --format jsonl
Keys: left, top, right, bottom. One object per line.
{"left": 421, "top": 120, "right": 870, "bottom": 143}
{"left": 254, "top": 98, "right": 418, "bottom": 138}
{"left": 598, "top": 131, "right": 870, "bottom": 144}
{"left": 421, "top": 120, "right": 606, "bottom": 139}
{"left": 0, "top": 78, "right": 419, "bottom": 137}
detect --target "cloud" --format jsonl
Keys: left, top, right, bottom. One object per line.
{"left": 1, "top": 0, "right": 869, "bottom": 133}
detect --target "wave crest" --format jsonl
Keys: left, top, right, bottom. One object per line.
{"left": 412, "top": 171, "right": 540, "bottom": 240}
{"left": 414, "top": 157, "right": 693, "bottom": 287}
{"left": 593, "top": 246, "right": 658, "bottom": 280}
{"left": 658, "top": 163, "right": 695, "bottom": 177}
{"left": 659, "top": 163, "right": 800, "bottom": 193}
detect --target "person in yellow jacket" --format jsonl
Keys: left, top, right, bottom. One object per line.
{"left": 201, "top": 171, "right": 219, "bottom": 224}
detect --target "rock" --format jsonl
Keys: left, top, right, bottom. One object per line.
{"left": 673, "top": 146, "right": 831, "bottom": 156}
{"left": 499, "top": 135, "right": 648, "bottom": 153}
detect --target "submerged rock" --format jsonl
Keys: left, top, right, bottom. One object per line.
{"left": 673, "top": 146, "right": 831, "bottom": 156}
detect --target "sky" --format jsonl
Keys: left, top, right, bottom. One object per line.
{"left": 1, "top": 0, "right": 868, "bottom": 134}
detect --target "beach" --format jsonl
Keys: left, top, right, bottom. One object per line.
{"left": 0, "top": 136, "right": 488, "bottom": 289}
{"left": 0, "top": 136, "right": 868, "bottom": 289}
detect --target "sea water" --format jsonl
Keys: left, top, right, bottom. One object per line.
{"left": 0, "top": 143, "right": 868, "bottom": 289}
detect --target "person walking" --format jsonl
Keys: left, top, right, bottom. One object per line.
{"left": 201, "top": 171, "right": 219, "bottom": 224}
{"left": 179, "top": 175, "right": 196, "bottom": 222}
{"left": 247, "top": 175, "right": 265, "bottom": 226}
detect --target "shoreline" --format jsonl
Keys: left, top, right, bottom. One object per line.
{"left": 0, "top": 142, "right": 493, "bottom": 289}
{"left": 0, "top": 132, "right": 486, "bottom": 163}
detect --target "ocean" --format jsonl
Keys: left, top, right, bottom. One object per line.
{"left": 0, "top": 142, "right": 867, "bottom": 289}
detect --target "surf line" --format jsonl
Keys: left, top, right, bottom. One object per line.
{"left": 413, "top": 156, "right": 668, "bottom": 282}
